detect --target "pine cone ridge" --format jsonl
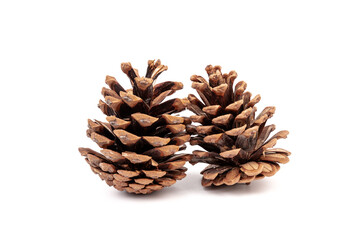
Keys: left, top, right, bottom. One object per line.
{"left": 79, "top": 60, "right": 191, "bottom": 194}
{"left": 186, "top": 65, "right": 291, "bottom": 187}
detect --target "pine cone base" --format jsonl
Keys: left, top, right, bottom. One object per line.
{"left": 80, "top": 148, "right": 189, "bottom": 194}
{"left": 199, "top": 161, "right": 280, "bottom": 187}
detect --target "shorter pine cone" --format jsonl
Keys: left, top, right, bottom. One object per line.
{"left": 186, "top": 65, "right": 291, "bottom": 187}
{"left": 79, "top": 60, "right": 191, "bottom": 194}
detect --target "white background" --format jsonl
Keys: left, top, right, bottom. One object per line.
{"left": 1, "top": 0, "right": 359, "bottom": 239}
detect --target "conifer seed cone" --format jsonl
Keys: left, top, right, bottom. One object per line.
{"left": 186, "top": 65, "right": 291, "bottom": 187}
{"left": 79, "top": 60, "right": 191, "bottom": 194}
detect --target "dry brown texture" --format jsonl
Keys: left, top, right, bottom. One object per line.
{"left": 186, "top": 65, "right": 290, "bottom": 187}
{"left": 79, "top": 60, "right": 191, "bottom": 194}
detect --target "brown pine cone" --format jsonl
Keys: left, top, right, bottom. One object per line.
{"left": 186, "top": 65, "right": 290, "bottom": 187}
{"left": 79, "top": 60, "right": 191, "bottom": 194}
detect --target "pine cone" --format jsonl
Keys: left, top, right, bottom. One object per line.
{"left": 186, "top": 65, "right": 290, "bottom": 187}
{"left": 79, "top": 60, "right": 191, "bottom": 194}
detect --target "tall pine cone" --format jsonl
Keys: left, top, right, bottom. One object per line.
{"left": 79, "top": 60, "right": 191, "bottom": 194}
{"left": 186, "top": 65, "right": 290, "bottom": 187}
